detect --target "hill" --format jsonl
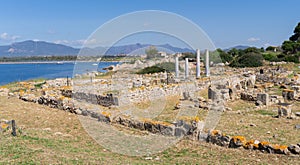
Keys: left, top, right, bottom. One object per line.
{"left": 0, "top": 40, "right": 193, "bottom": 57}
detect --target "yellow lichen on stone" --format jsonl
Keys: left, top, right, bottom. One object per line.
{"left": 211, "top": 130, "right": 221, "bottom": 136}
{"left": 283, "top": 89, "right": 294, "bottom": 92}
{"left": 0, "top": 123, "right": 8, "bottom": 130}
{"left": 232, "top": 136, "right": 246, "bottom": 144}
{"left": 259, "top": 141, "right": 269, "bottom": 147}
{"left": 101, "top": 111, "right": 111, "bottom": 117}
{"left": 194, "top": 116, "right": 200, "bottom": 122}
{"left": 272, "top": 144, "right": 288, "bottom": 150}
{"left": 141, "top": 118, "right": 172, "bottom": 126}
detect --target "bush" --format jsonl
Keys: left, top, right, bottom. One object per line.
{"left": 284, "top": 54, "right": 300, "bottom": 63}
{"left": 230, "top": 53, "right": 264, "bottom": 67}
{"left": 136, "top": 62, "right": 177, "bottom": 74}
{"left": 155, "top": 62, "right": 176, "bottom": 72}
{"left": 262, "top": 53, "right": 279, "bottom": 62}
{"left": 136, "top": 66, "right": 165, "bottom": 74}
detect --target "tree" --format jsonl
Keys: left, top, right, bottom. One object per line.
{"left": 266, "top": 46, "right": 278, "bottom": 52}
{"left": 282, "top": 41, "right": 295, "bottom": 54}
{"left": 227, "top": 48, "right": 239, "bottom": 57}
{"left": 243, "top": 47, "right": 261, "bottom": 54}
{"left": 145, "top": 46, "right": 158, "bottom": 59}
{"left": 282, "top": 22, "right": 300, "bottom": 54}
{"left": 289, "top": 22, "right": 300, "bottom": 42}
{"left": 216, "top": 48, "right": 233, "bottom": 63}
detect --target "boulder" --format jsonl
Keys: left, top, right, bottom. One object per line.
{"left": 278, "top": 103, "right": 292, "bottom": 118}
{"left": 174, "top": 128, "right": 186, "bottom": 137}
{"left": 0, "top": 88, "right": 9, "bottom": 96}
{"left": 229, "top": 136, "right": 246, "bottom": 148}
{"left": 270, "top": 144, "right": 289, "bottom": 155}
{"left": 282, "top": 89, "right": 295, "bottom": 100}
{"left": 288, "top": 144, "right": 300, "bottom": 154}
{"left": 257, "top": 93, "right": 269, "bottom": 106}
{"left": 207, "top": 130, "right": 230, "bottom": 147}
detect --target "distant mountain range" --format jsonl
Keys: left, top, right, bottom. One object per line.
{"left": 0, "top": 40, "right": 194, "bottom": 57}
{"left": 223, "top": 45, "right": 250, "bottom": 52}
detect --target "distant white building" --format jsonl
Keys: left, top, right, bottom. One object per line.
{"left": 158, "top": 51, "right": 168, "bottom": 58}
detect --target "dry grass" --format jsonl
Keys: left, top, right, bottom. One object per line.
{"left": 0, "top": 96, "right": 299, "bottom": 164}
{"left": 217, "top": 100, "right": 300, "bottom": 145}
{"left": 153, "top": 95, "right": 180, "bottom": 123}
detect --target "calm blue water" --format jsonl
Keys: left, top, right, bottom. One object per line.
{"left": 0, "top": 62, "right": 118, "bottom": 85}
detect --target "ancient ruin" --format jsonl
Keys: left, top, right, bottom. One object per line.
{"left": 1, "top": 49, "right": 300, "bottom": 156}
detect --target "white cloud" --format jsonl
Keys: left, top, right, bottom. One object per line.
{"left": 247, "top": 37, "right": 260, "bottom": 42}
{"left": 47, "top": 30, "right": 56, "bottom": 34}
{"left": 0, "top": 32, "right": 20, "bottom": 41}
{"left": 0, "top": 33, "right": 8, "bottom": 39}
{"left": 54, "top": 39, "right": 98, "bottom": 47}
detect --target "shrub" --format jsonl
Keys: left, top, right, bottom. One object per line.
{"left": 155, "top": 62, "right": 176, "bottom": 72}
{"left": 230, "top": 53, "right": 264, "bottom": 67}
{"left": 136, "top": 66, "right": 165, "bottom": 74}
{"left": 136, "top": 62, "right": 178, "bottom": 74}
{"left": 262, "top": 53, "right": 279, "bottom": 62}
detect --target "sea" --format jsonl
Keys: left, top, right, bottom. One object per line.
{"left": 0, "top": 62, "right": 119, "bottom": 85}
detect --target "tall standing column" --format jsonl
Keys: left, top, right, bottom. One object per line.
{"left": 175, "top": 56, "right": 179, "bottom": 78}
{"left": 185, "top": 58, "right": 189, "bottom": 79}
{"left": 205, "top": 49, "right": 210, "bottom": 77}
{"left": 196, "top": 49, "right": 201, "bottom": 78}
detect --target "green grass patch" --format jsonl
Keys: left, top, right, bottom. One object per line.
{"left": 253, "top": 109, "right": 276, "bottom": 116}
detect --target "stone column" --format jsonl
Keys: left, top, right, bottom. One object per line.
{"left": 196, "top": 49, "right": 201, "bottom": 78}
{"left": 205, "top": 49, "right": 210, "bottom": 77}
{"left": 185, "top": 58, "right": 189, "bottom": 79}
{"left": 175, "top": 55, "right": 179, "bottom": 78}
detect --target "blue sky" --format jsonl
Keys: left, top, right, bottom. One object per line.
{"left": 0, "top": 0, "right": 299, "bottom": 49}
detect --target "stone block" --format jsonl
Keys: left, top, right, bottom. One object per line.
{"left": 278, "top": 103, "right": 292, "bottom": 118}
{"left": 229, "top": 136, "right": 246, "bottom": 148}
{"left": 288, "top": 144, "right": 300, "bottom": 154}
{"left": 257, "top": 93, "right": 269, "bottom": 106}
{"left": 174, "top": 128, "right": 186, "bottom": 137}
{"left": 282, "top": 89, "right": 294, "bottom": 100}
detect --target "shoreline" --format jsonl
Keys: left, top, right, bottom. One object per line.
{"left": 0, "top": 61, "right": 121, "bottom": 64}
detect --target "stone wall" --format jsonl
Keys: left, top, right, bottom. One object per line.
{"left": 61, "top": 89, "right": 119, "bottom": 107}
{"left": 205, "top": 129, "right": 300, "bottom": 155}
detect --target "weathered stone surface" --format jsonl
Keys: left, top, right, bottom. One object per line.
{"left": 130, "top": 120, "right": 145, "bottom": 130}
{"left": 208, "top": 86, "right": 219, "bottom": 101}
{"left": 257, "top": 93, "right": 269, "bottom": 106}
{"left": 282, "top": 89, "right": 295, "bottom": 100}
{"left": 74, "top": 109, "right": 82, "bottom": 115}
{"left": 159, "top": 124, "right": 174, "bottom": 136}
{"left": 98, "top": 114, "right": 111, "bottom": 123}
{"left": 278, "top": 103, "right": 292, "bottom": 118}
{"left": 240, "top": 92, "right": 256, "bottom": 101}
{"left": 70, "top": 91, "right": 119, "bottom": 107}
{"left": 174, "top": 128, "right": 186, "bottom": 137}
{"left": 207, "top": 130, "right": 230, "bottom": 147}
{"left": 243, "top": 140, "right": 260, "bottom": 150}
{"left": 144, "top": 121, "right": 160, "bottom": 134}
{"left": 20, "top": 94, "right": 37, "bottom": 103}
{"left": 229, "top": 136, "right": 246, "bottom": 148}
{"left": 288, "top": 144, "right": 300, "bottom": 154}
{"left": 0, "top": 88, "right": 9, "bottom": 96}
{"left": 81, "top": 110, "right": 89, "bottom": 116}
{"left": 270, "top": 144, "right": 289, "bottom": 155}
{"left": 182, "top": 92, "right": 190, "bottom": 100}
